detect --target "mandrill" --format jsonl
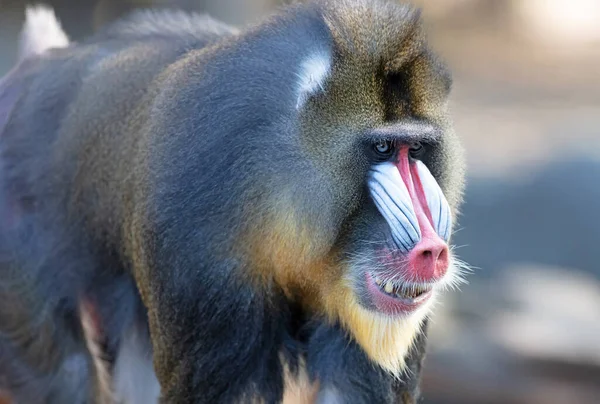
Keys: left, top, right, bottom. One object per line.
{"left": 0, "top": 0, "right": 467, "bottom": 403}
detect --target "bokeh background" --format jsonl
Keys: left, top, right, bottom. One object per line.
{"left": 1, "top": 0, "right": 599, "bottom": 403}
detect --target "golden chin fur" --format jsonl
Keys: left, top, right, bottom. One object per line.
{"left": 243, "top": 207, "right": 433, "bottom": 376}
{"left": 320, "top": 276, "right": 432, "bottom": 376}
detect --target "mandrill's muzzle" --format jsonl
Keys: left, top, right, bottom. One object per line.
{"left": 368, "top": 147, "right": 452, "bottom": 284}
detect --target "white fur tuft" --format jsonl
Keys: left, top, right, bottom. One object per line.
{"left": 295, "top": 53, "right": 331, "bottom": 109}
{"left": 19, "top": 5, "right": 69, "bottom": 60}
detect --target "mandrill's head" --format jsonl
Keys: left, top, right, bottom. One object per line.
{"left": 229, "top": 0, "right": 467, "bottom": 376}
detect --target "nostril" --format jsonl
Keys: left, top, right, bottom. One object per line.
{"left": 419, "top": 246, "right": 445, "bottom": 261}
{"left": 408, "top": 238, "right": 450, "bottom": 281}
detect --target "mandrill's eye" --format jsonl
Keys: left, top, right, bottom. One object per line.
{"left": 409, "top": 141, "right": 425, "bottom": 158}
{"left": 373, "top": 140, "right": 394, "bottom": 159}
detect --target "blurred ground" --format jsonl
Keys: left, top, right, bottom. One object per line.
{"left": 1, "top": 1, "right": 599, "bottom": 403}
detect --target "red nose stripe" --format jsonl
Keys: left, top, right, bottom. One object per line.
{"left": 395, "top": 148, "right": 435, "bottom": 235}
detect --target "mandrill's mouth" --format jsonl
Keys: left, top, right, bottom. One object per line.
{"left": 373, "top": 274, "right": 431, "bottom": 299}
{"left": 365, "top": 272, "right": 433, "bottom": 315}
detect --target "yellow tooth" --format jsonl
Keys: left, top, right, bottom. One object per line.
{"left": 384, "top": 282, "right": 394, "bottom": 294}
{"left": 375, "top": 277, "right": 382, "bottom": 286}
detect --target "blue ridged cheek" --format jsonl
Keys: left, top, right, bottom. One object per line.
{"left": 367, "top": 161, "right": 453, "bottom": 251}
{"left": 414, "top": 160, "right": 453, "bottom": 242}
{"left": 368, "top": 162, "right": 421, "bottom": 253}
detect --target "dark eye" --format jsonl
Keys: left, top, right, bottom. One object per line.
{"left": 409, "top": 141, "right": 424, "bottom": 158}
{"left": 373, "top": 140, "right": 394, "bottom": 158}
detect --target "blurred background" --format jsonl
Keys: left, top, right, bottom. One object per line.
{"left": 1, "top": 0, "right": 599, "bottom": 403}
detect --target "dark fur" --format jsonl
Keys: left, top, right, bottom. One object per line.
{"left": 307, "top": 319, "right": 428, "bottom": 404}
{"left": 0, "top": 1, "right": 458, "bottom": 403}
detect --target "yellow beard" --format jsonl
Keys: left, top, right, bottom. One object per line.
{"left": 322, "top": 279, "right": 432, "bottom": 377}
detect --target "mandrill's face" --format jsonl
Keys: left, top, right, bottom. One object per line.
{"left": 309, "top": 87, "right": 466, "bottom": 375}
{"left": 287, "top": 10, "right": 467, "bottom": 375}
{"left": 360, "top": 139, "right": 455, "bottom": 317}
{"left": 310, "top": 116, "right": 466, "bottom": 375}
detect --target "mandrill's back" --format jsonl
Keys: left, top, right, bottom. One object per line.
{"left": 0, "top": 8, "right": 240, "bottom": 347}
{"left": 0, "top": 8, "right": 237, "bottom": 229}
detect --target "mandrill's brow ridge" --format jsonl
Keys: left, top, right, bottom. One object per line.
{"left": 364, "top": 120, "right": 443, "bottom": 144}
